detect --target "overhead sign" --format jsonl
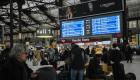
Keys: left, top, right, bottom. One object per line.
{"left": 92, "top": 15, "right": 121, "bottom": 35}
{"left": 59, "top": 37, "right": 111, "bottom": 43}
{"left": 61, "top": 20, "right": 85, "bottom": 38}
{"left": 59, "top": 0, "right": 124, "bottom": 20}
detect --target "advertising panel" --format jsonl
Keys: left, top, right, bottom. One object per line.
{"left": 59, "top": 0, "right": 124, "bottom": 20}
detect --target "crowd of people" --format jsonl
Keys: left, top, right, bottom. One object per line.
{"left": 0, "top": 43, "right": 138, "bottom": 80}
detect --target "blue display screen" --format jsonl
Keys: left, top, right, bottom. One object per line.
{"left": 92, "top": 15, "right": 121, "bottom": 35}
{"left": 61, "top": 20, "right": 85, "bottom": 38}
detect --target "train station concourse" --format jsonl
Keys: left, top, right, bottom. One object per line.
{"left": 0, "top": 0, "right": 140, "bottom": 80}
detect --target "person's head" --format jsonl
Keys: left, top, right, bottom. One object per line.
{"left": 71, "top": 43, "right": 78, "bottom": 48}
{"left": 9, "top": 43, "right": 27, "bottom": 62}
{"left": 103, "top": 47, "right": 108, "bottom": 53}
{"left": 112, "top": 43, "right": 117, "bottom": 48}
{"left": 92, "top": 47, "right": 95, "bottom": 50}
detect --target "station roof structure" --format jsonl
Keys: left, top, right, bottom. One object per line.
{"left": 0, "top": 0, "right": 140, "bottom": 35}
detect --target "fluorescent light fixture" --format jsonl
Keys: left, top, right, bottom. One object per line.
{"left": 36, "top": 35, "right": 53, "bottom": 38}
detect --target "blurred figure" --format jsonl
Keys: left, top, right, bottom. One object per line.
{"left": 1, "top": 43, "right": 33, "bottom": 80}
{"left": 85, "top": 46, "right": 90, "bottom": 55}
{"left": 62, "top": 48, "right": 70, "bottom": 61}
{"left": 33, "top": 56, "right": 38, "bottom": 66}
{"left": 86, "top": 55, "right": 105, "bottom": 80}
{"left": 101, "top": 47, "right": 111, "bottom": 65}
{"left": 28, "top": 49, "right": 34, "bottom": 61}
{"left": 90, "top": 47, "right": 95, "bottom": 57}
{"left": 70, "top": 43, "right": 88, "bottom": 80}
{"left": 110, "top": 43, "right": 123, "bottom": 63}
{"left": 0, "top": 44, "right": 11, "bottom": 79}
{"left": 40, "top": 51, "right": 49, "bottom": 65}
{"left": 125, "top": 44, "right": 133, "bottom": 63}
{"left": 66, "top": 7, "right": 73, "bottom": 19}
{"left": 36, "top": 63, "right": 57, "bottom": 80}
{"left": 110, "top": 43, "right": 125, "bottom": 80}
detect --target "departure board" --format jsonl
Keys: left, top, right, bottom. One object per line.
{"left": 92, "top": 15, "right": 121, "bottom": 35}
{"left": 61, "top": 20, "right": 85, "bottom": 38}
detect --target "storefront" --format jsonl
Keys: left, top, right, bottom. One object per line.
{"left": 128, "top": 19, "right": 140, "bottom": 46}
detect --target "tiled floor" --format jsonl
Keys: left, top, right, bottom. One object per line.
{"left": 123, "top": 56, "right": 140, "bottom": 80}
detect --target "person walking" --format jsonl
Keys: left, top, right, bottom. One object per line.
{"left": 125, "top": 44, "right": 133, "bottom": 63}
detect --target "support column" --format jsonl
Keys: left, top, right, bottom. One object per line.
{"left": 18, "top": 2, "right": 22, "bottom": 42}
{"left": 137, "top": 20, "right": 139, "bottom": 45}
{"left": 10, "top": 0, "right": 14, "bottom": 48}
{"left": 123, "top": 0, "right": 128, "bottom": 45}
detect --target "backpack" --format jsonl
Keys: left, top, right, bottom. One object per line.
{"left": 70, "top": 48, "right": 88, "bottom": 69}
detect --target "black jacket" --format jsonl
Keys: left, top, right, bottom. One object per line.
{"left": 1, "top": 58, "right": 33, "bottom": 80}
{"left": 110, "top": 48, "right": 123, "bottom": 63}
{"left": 101, "top": 52, "right": 111, "bottom": 65}
{"left": 112, "top": 63, "right": 125, "bottom": 80}
{"left": 86, "top": 57, "right": 104, "bottom": 79}
{"left": 37, "top": 67, "right": 57, "bottom": 80}
{"left": 70, "top": 45, "right": 85, "bottom": 70}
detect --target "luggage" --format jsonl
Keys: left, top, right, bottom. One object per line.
{"left": 58, "top": 65, "right": 70, "bottom": 80}
{"left": 58, "top": 70, "right": 69, "bottom": 80}
{"left": 125, "top": 73, "right": 136, "bottom": 80}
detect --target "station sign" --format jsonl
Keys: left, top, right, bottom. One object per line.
{"left": 59, "top": 37, "right": 110, "bottom": 43}
{"left": 59, "top": 0, "right": 124, "bottom": 20}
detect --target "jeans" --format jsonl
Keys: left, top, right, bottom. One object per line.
{"left": 71, "top": 69, "right": 84, "bottom": 80}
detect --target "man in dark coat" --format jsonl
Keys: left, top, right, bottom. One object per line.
{"left": 125, "top": 45, "right": 133, "bottom": 63}
{"left": 70, "top": 43, "right": 87, "bottom": 80}
{"left": 110, "top": 44, "right": 125, "bottom": 80}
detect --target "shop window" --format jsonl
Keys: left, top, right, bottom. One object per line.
{"left": 138, "top": 20, "right": 140, "bottom": 29}
{"left": 129, "top": 20, "right": 137, "bottom": 28}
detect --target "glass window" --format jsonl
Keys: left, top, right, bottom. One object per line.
{"left": 129, "top": 20, "right": 137, "bottom": 28}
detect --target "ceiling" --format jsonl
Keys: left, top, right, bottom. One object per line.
{"left": 0, "top": 0, "right": 140, "bottom": 35}
{"left": 0, "top": 0, "right": 60, "bottom": 34}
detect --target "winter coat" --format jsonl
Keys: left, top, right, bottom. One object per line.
{"left": 86, "top": 57, "right": 104, "bottom": 79}
{"left": 110, "top": 47, "right": 123, "bottom": 63}
{"left": 1, "top": 58, "right": 33, "bottom": 80}
{"left": 70, "top": 45, "right": 86, "bottom": 70}
{"left": 112, "top": 63, "right": 125, "bottom": 80}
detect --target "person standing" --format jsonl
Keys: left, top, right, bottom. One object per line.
{"left": 85, "top": 46, "right": 90, "bottom": 55}
{"left": 1, "top": 43, "right": 34, "bottom": 80}
{"left": 70, "top": 43, "right": 88, "bottom": 80}
{"left": 110, "top": 44, "right": 125, "bottom": 80}
{"left": 90, "top": 47, "right": 96, "bottom": 57}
